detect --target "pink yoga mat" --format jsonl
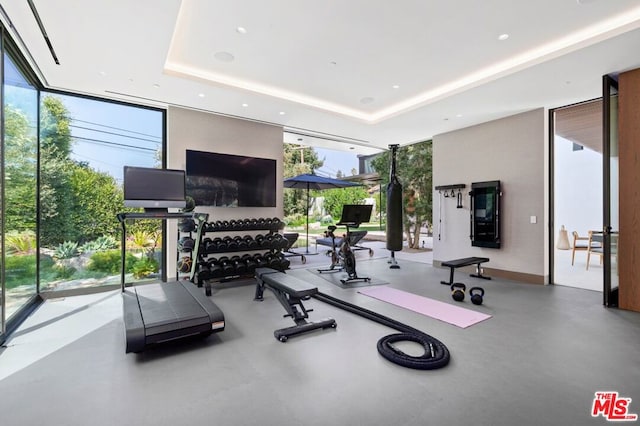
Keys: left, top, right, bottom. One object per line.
{"left": 358, "top": 286, "right": 491, "bottom": 328}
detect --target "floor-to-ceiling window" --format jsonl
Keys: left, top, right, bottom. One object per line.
{"left": 2, "top": 40, "right": 39, "bottom": 328}
{"left": 38, "top": 93, "right": 165, "bottom": 294}
{"left": 0, "top": 24, "right": 166, "bottom": 341}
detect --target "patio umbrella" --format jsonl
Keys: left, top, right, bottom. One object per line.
{"left": 284, "top": 173, "right": 361, "bottom": 253}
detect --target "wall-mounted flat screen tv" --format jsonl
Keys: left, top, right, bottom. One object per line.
{"left": 186, "top": 150, "right": 276, "bottom": 207}
{"left": 123, "top": 166, "right": 186, "bottom": 212}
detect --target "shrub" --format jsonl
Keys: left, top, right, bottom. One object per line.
{"left": 132, "top": 257, "right": 159, "bottom": 279}
{"left": 87, "top": 249, "right": 136, "bottom": 274}
{"left": 5, "top": 231, "right": 37, "bottom": 254}
{"left": 78, "top": 235, "right": 118, "bottom": 253}
{"left": 4, "top": 253, "right": 37, "bottom": 290}
{"left": 53, "top": 241, "right": 78, "bottom": 259}
{"left": 54, "top": 264, "right": 76, "bottom": 279}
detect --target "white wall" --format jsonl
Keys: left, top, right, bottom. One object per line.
{"left": 554, "top": 136, "right": 602, "bottom": 241}
{"left": 165, "top": 106, "right": 284, "bottom": 269}
{"left": 432, "top": 109, "right": 547, "bottom": 281}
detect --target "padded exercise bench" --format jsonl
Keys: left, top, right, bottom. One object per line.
{"left": 254, "top": 268, "right": 336, "bottom": 342}
{"left": 440, "top": 257, "right": 491, "bottom": 285}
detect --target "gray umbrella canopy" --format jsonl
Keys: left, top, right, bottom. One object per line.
{"left": 284, "top": 173, "right": 361, "bottom": 253}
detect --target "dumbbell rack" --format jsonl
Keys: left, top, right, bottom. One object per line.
{"left": 196, "top": 217, "right": 291, "bottom": 296}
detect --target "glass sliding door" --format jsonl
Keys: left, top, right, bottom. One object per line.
{"left": 602, "top": 75, "right": 619, "bottom": 307}
{"left": 2, "top": 50, "right": 39, "bottom": 323}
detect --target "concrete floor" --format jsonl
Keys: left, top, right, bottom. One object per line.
{"left": 1, "top": 250, "right": 639, "bottom": 426}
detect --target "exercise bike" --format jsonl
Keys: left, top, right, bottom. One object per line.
{"left": 317, "top": 205, "right": 372, "bottom": 285}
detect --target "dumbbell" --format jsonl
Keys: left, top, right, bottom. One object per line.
{"left": 470, "top": 287, "right": 485, "bottom": 305}
{"left": 223, "top": 236, "right": 238, "bottom": 250}
{"left": 243, "top": 218, "right": 252, "bottom": 229}
{"left": 271, "top": 234, "right": 284, "bottom": 250}
{"left": 244, "top": 235, "right": 258, "bottom": 249}
{"left": 212, "top": 237, "right": 226, "bottom": 252}
{"left": 197, "top": 263, "right": 212, "bottom": 282}
{"left": 242, "top": 254, "right": 258, "bottom": 274}
{"left": 235, "top": 235, "right": 248, "bottom": 250}
{"left": 264, "top": 253, "right": 281, "bottom": 270}
{"left": 207, "top": 258, "right": 224, "bottom": 279}
{"left": 230, "top": 256, "right": 247, "bottom": 275}
{"left": 257, "top": 218, "right": 266, "bottom": 227}
{"left": 451, "top": 283, "right": 466, "bottom": 302}
{"left": 249, "top": 218, "right": 258, "bottom": 229}
{"left": 254, "top": 234, "right": 265, "bottom": 248}
{"left": 279, "top": 255, "right": 291, "bottom": 271}
{"left": 253, "top": 254, "right": 267, "bottom": 268}
{"left": 217, "top": 256, "right": 235, "bottom": 276}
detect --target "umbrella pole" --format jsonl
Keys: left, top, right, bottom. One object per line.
{"left": 306, "top": 183, "right": 310, "bottom": 253}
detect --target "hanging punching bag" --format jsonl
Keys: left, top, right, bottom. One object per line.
{"left": 386, "top": 144, "right": 403, "bottom": 252}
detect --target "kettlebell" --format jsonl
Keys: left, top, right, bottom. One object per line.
{"left": 470, "top": 287, "right": 485, "bottom": 305}
{"left": 451, "top": 283, "right": 466, "bottom": 302}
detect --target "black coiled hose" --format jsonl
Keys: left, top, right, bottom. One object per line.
{"left": 312, "top": 292, "right": 450, "bottom": 370}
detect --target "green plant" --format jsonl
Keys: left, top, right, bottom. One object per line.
{"left": 53, "top": 241, "right": 79, "bottom": 259}
{"left": 5, "top": 230, "right": 36, "bottom": 254}
{"left": 54, "top": 264, "right": 76, "bottom": 279}
{"left": 79, "top": 235, "right": 118, "bottom": 253}
{"left": 87, "top": 249, "right": 136, "bottom": 274}
{"left": 132, "top": 257, "right": 159, "bottom": 279}
{"left": 3, "top": 253, "right": 38, "bottom": 290}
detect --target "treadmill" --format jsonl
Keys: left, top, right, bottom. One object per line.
{"left": 118, "top": 212, "right": 225, "bottom": 353}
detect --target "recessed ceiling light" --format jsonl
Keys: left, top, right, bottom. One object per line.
{"left": 198, "top": 93, "right": 205, "bottom": 98}
{"left": 349, "top": 147, "right": 355, "bottom": 150}
{"left": 242, "top": 103, "right": 249, "bottom": 107}
{"left": 152, "top": 83, "right": 160, "bottom": 88}
{"left": 330, "top": 61, "right": 337, "bottom": 66}
{"left": 99, "top": 71, "right": 107, "bottom": 76}
{"left": 498, "top": 34, "right": 509, "bottom": 41}
{"left": 392, "top": 85, "right": 400, "bottom": 89}
{"left": 297, "top": 138, "right": 303, "bottom": 142}
{"left": 360, "top": 97, "right": 375, "bottom": 104}
{"left": 236, "top": 26, "right": 247, "bottom": 34}
{"left": 456, "top": 114, "right": 463, "bottom": 118}
{"left": 214, "top": 51, "right": 235, "bottom": 62}
{"left": 279, "top": 111, "right": 286, "bottom": 115}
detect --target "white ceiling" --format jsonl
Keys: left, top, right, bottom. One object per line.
{"left": 3, "top": 0, "right": 640, "bottom": 154}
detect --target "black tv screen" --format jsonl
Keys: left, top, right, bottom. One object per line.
{"left": 123, "top": 166, "right": 186, "bottom": 211}
{"left": 186, "top": 150, "right": 276, "bottom": 207}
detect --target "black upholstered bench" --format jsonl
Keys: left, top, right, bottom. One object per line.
{"left": 440, "top": 257, "right": 491, "bottom": 285}
{"left": 254, "top": 268, "right": 336, "bottom": 341}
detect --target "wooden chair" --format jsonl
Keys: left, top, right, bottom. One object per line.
{"left": 571, "top": 231, "right": 591, "bottom": 265}
{"left": 586, "top": 231, "right": 604, "bottom": 270}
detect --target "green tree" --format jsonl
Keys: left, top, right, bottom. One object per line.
{"left": 39, "top": 95, "right": 75, "bottom": 245}
{"left": 283, "top": 143, "right": 323, "bottom": 217}
{"left": 3, "top": 105, "right": 37, "bottom": 232}
{"left": 371, "top": 141, "right": 433, "bottom": 248}
{"left": 69, "top": 163, "right": 123, "bottom": 242}
{"left": 321, "top": 186, "right": 370, "bottom": 219}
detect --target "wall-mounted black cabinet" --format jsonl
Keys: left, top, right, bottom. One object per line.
{"left": 470, "top": 181, "right": 501, "bottom": 248}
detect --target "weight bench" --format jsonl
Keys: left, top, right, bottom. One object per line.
{"left": 315, "top": 230, "right": 373, "bottom": 256}
{"left": 440, "top": 257, "right": 491, "bottom": 285}
{"left": 282, "top": 232, "right": 306, "bottom": 264}
{"left": 254, "top": 268, "right": 336, "bottom": 342}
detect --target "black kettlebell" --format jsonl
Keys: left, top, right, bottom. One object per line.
{"left": 470, "top": 287, "right": 485, "bottom": 305}
{"left": 451, "top": 283, "right": 466, "bottom": 302}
